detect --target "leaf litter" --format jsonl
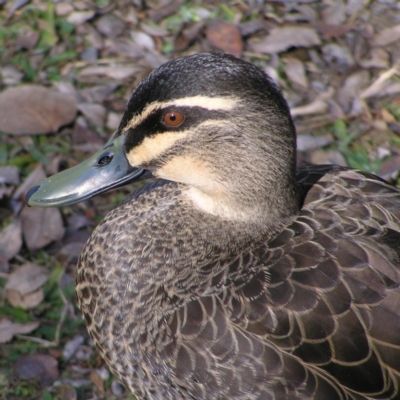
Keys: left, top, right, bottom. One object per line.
{"left": 1, "top": 0, "right": 400, "bottom": 398}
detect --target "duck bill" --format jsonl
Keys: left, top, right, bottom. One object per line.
{"left": 26, "top": 134, "right": 145, "bottom": 208}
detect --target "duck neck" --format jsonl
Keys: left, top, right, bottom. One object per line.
{"left": 77, "top": 179, "right": 298, "bottom": 343}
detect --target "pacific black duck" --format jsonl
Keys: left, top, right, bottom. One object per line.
{"left": 27, "top": 52, "right": 400, "bottom": 400}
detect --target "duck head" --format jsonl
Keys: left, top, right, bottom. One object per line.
{"left": 27, "top": 52, "right": 298, "bottom": 224}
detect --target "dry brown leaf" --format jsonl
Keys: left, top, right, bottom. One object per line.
{"left": 5, "top": 263, "right": 49, "bottom": 309}
{"left": 313, "top": 22, "right": 352, "bottom": 39}
{"left": 15, "top": 354, "right": 59, "bottom": 385}
{"left": 105, "top": 38, "right": 144, "bottom": 59}
{"left": 131, "top": 31, "right": 155, "bottom": 51}
{"left": 373, "top": 24, "right": 400, "bottom": 47}
{"left": 66, "top": 11, "right": 95, "bottom": 25}
{"left": 359, "top": 48, "right": 389, "bottom": 69}
{"left": 249, "top": 25, "right": 320, "bottom": 54}
{"left": 238, "top": 19, "right": 270, "bottom": 37}
{"left": 206, "top": 21, "right": 243, "bottom": 57}
{"left": 57, "top": 385, "right": 78, "bottom": 400}
{"left": 6, "top": 263, "right": 49, "bottom": 296}
{"left": 55, "top": 2, "right": 74, "bottom": 17}
{"left": 6, "top": 288, "right": 45, "bottom": 309}
{"left": 283, "top": 58, "right": 308, "bottom": 88}
{"left": 321, "top": 0, "right": 346, "bottom": 25}
{"left": 95, "top": 14, "right": 125, "bottom": 38}
{"left": 0, "top": 318, "right": 39, "bottom": 343}
{"left": 379, "top": 154, "right": 400, "bottom": 180}
{"left": 0, "top": 86, "right": 77, "bottom": 135}
{"left": 174, "top": 22, "right": 205, "bottom": 52}
{"left": 337, "top": 70, "right": 369, "bottom": 112}
{"left": 0, "top": 219, "right": 22, "bottom": 263}
{"left": 21, "top": 205, "right": 65, "bottom": 250}
{"left": 147, "top": 0, "right": 185, "bottom": 22}
{"left": 18, "top": 166, "right": 65, "bottom": 249}
{"left": 0, "top": 166, "right": 20, "bottom": 185}
{"left": 322, "top": 43, "right": 354, "bottom": 71}
{"left": 79, "top": 65, "right": 141, "bottom": 80}
{"left": 141, "top": 23, "right": 169, "bottom": 37}
{"left": 297, "top": 135, "right": 333, "bottom": 152}
{"left": 308, "top": 149, "right": 347, "bottom": 166}
{"left": 78, "top": 103, "right": 106, "bottom": 127}
{"left": 15, "top": 30, "right": 40, "bottom": 50}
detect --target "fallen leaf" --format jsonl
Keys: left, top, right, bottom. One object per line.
{"left": 21, "top": 205, "right": 66, "bottom": 250}
{"left": 174, "top": 22, "right": 205, "bottom": 52}
{"left": 373, "top": 24, "right": 400, "bottom": 47}
{"left": 321, "top": 0, "right": 346, "bottom": 25}
{"left": 0, "top": 318, "right": 39, "bottom": 343}
{"left": 66, "top": 11, "right": 95, "bottom": 25}
{"left": 308, "top": 149, "right": 347, "bottom": 166}
{"left": 141, "top": 23, "right": 169, "bottom": 37}
{"left": 106, "top": 111, "right": 123, "bottom": 131}
{"left": 6, "top": 263, "right": 49, "bottom": 296}
{"left": 15, "top": 354, "right": 59, "bottom": 385}
{"left": 17, "top": 167, "right": 64, "bottom": 249}
{"left": 79, "top": 65, "right": 141, "bottom": 80}
{"left": 297, "top": 135, "right": 333, "bottom": 151}
{"left": 72, "top": 120, "right": 103, "bottom": 146}
{"left": 57, "top": 384, "right": 78, "bottom": 400}
{"left": 322, "top": 43, "right": 354, "bottom": 71}
{"left": 206, "top": 21, "right": 243, "bottom": 57}
{"left": 359, "top": 48, "right": 389, "bottom": 69}
{"left": 1, "top": 66, "right": 24, "bottom": 85}
{"left": 15, "top": 29, "right": 40, "bottom": 50}
{"left": 131, "top": 31, "right": 155, "bottom": 51}
{"left": 6, "top": 288, "right": 45, "bottom": 309}
{"left": 78, "top": 103, "right": 106, "bottom": 127}
{"left": 337, "top": 70, "right": 369, "bottom": 112}
{"left": 63, "top": 335, "right": 85, "bottom": 361}
{"left": 379, "top": 154, "right": 400, "bottom": 180}
{"left": 147, "top": 0, "right": 185, "bottom": 22}
{"left": 55, "top": 2, "right": 74, "bottom": 17}
{"left": 95, "top": 14, "right": 125, "bottom": 38}
{"left": 238, "top": 19, "right": 270, "bottom": 37}
{"left": 0, "top": 86, "right": 77, "bottom": 135}
{"left": 249, "top": 25, "right": 320, "bottom": 54}
{"left": 313, "top": 23, "right": 352, "bottom": 39}
{"left": 0, "top": 166, "right": 20, "bottom": 185}
{"left": 283, "top": 58, "right": 308, "bottom": 88}
{"left": 105, "top": 38, "right": 144, "bottom": 59}
{"left": 0, "top": 219, "right": 22, "bottom": 264}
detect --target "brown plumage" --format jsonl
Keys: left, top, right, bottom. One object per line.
{"left": 28, "top": 53, "right": 400, "bottom": 399}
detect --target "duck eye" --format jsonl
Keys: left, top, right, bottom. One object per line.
{"left": 162, "top": 111, "right": 185, "bottom": 127}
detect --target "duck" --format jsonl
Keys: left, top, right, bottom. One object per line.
{"left": 26, "top": 52, "right": 400, "bottom": 400}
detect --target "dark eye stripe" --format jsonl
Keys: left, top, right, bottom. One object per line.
{"left": 124, "top": 107, "right": 229, "bottom": 153}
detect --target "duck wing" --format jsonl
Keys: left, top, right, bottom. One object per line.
{"left": 163, "top": 166, "right": 400, "bottom": 399}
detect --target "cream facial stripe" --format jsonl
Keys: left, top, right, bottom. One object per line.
{"left": 124, "top": 95, "right": 238, "bottom": 131}
{"left": 125, "top": 119, "right": 229, "bottom": 166}
{"left": 125, "top": 130, "right": 190, "bottom": 166}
